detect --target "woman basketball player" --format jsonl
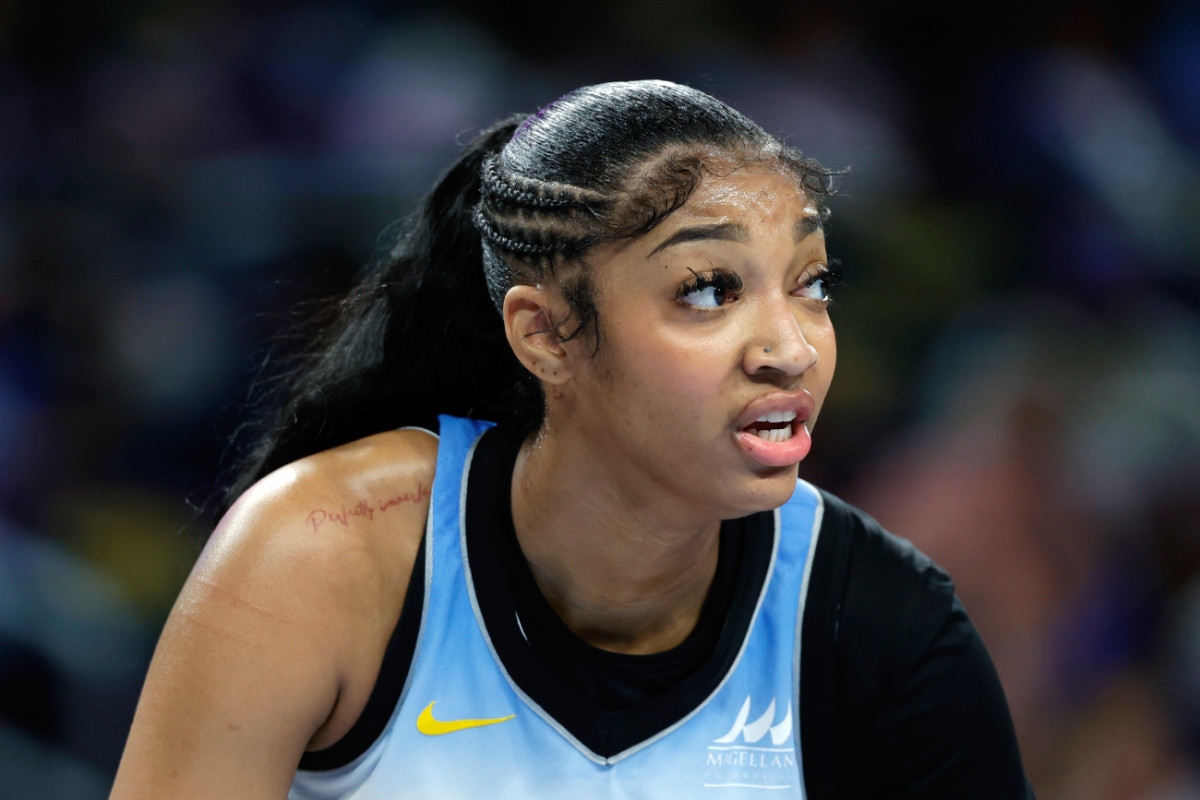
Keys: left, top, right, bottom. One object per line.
{"left": 111, "top": 80, "right": 1034, "bottom": 798}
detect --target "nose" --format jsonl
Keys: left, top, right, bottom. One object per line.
{"left": 742, "top": 295, "right": 819, "bottom": 377}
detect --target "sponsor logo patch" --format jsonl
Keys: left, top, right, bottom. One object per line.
{"left": 703, "top": 697, "right": 797, "bottom": 791}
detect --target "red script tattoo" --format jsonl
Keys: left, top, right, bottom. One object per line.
{"left": 306, "top": 483, "right": 431, "bottom": 534}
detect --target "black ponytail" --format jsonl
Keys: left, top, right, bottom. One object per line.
{"left": 220, "top": 115, "right": 536, "bottom": 512}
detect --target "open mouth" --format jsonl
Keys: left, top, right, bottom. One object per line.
{"left": 741, "top": 410, "right": 798, "bottom": 443}
{"left": 733, "top": 393, "right": 815, "bottom": 467}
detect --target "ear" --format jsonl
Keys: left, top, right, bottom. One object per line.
{"left": 502, "top": 284, "right": 575, "bottom": 385}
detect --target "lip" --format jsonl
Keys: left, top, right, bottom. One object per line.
{"left": 732, "top": 390, "right": 816, "bottom": 468}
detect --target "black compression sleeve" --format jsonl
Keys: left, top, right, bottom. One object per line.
{"left": 809, "top": 492, "right": 1035, "bottom": 798}
{"left": 835, "top": 589, "right": 1034, "bottom": 797}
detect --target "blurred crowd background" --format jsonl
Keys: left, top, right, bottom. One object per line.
{"left": 2, "top": 0, "right": 1199, "bottom": 797}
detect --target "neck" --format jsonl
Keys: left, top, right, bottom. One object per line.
{"left": 510, "top": 424, "right": 723, "bottom": 655}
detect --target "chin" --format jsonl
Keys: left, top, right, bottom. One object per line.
{"left": 721, "top": 465, "right": 800, "bottom": 519}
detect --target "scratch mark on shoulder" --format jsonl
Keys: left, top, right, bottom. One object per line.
{"left": 191, "top": 576, "right": 290, "bottom": 622}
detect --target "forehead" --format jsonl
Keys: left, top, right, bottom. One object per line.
{"left": 628, "top": 164, "right": 823, "bottom": 264}
{"left": 583, "top": 161, "right": 821, "bottom": 270}
{"left": 588, "top": 163, "right": 830, "bottom": 284}
{"left": 668, "top": 163, "right": 815, "bottom": 227}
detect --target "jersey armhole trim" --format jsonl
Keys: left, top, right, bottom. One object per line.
{"left": 295, "top": 508, "right": 433, "bottom": 772}
{"left": 397, "top": 424, "right": 440, "bottom": 439}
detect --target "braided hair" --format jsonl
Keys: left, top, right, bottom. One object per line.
{"left": 221, "top": 80, "right": 837, "bottom": 511}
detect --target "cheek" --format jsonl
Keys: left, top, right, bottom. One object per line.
{"left": 807, "top": 319, "right": 837, "bottom": 408}
{"left": 605, "top": 327, "right": 736, "bottom": 414}
{"left": 815, "top": 321, "right": 836, "bottom": 377}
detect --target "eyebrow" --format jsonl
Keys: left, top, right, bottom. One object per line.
{"left": 647, "top": 216, "right": 824, "bottom": 259}
{"left": 647, "top": 223, "right": 748, "bottom": 257}
{"left": 795, "top": 215, "right": 823, "bottom": 241}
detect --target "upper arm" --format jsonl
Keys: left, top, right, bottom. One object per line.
{"left": 110, "top": 429, "right": 437, "bottom": 800}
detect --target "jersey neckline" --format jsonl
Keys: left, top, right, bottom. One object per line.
{"left": 463, "top": 424, "right": 778, "bottom": 760}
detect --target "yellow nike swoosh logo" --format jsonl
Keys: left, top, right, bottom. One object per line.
{"left": 416, "top": 701, "right": 515, "bottom": 735}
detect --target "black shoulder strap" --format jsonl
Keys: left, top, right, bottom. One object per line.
{"left": 798, "top": 489, "right": 855, "bottom": 799}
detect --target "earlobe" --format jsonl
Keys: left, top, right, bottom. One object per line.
{"left": 502, "top": 285, "right": 572, "bottom": 385}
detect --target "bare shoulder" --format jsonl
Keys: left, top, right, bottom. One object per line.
{"left": 203, "top": 428, "right": 438, "bottom": 623}
{"left": 217, "top": 428, "right": 437, "bottom": 564}
{"left": 200, "top": 428, "right": 438, "bottom": 702}
{"left": 200, "top": 428, "right": 438, "bottom": 742}
{"left": 110, "top": 429, "right": 439, "bottom": 799}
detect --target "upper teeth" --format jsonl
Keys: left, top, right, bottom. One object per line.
{"left": 755, "top": 410, "right": 797, "bottom": 423}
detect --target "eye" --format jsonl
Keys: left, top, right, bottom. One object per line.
{"left": 795, "top": 260, "right": 843, "bottom": 303}
{"left": 676, "top": 269, "right": 744, "bottom": 309}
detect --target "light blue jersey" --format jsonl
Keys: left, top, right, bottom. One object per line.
{"left": 290, "top": 415, "right": 824, "bottom": 799}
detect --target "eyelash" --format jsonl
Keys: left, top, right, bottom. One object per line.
{"left": 800, "top": 259, "right": 844, "bottom": 303}
{"left": 675, "top": 269, "right": 745, "bottom": 308}
{"left": 675, "top": 261, "right": 845, "bottom": 309}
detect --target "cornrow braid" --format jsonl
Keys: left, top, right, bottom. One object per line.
{"left": 475, "top": 157, "right": 611, "bottom": 329}
{"left": 474, "top": 209, "right": 559, "bottom": 256}
{"left": 480, "top": 154, "right": 606, "bottom": 212}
